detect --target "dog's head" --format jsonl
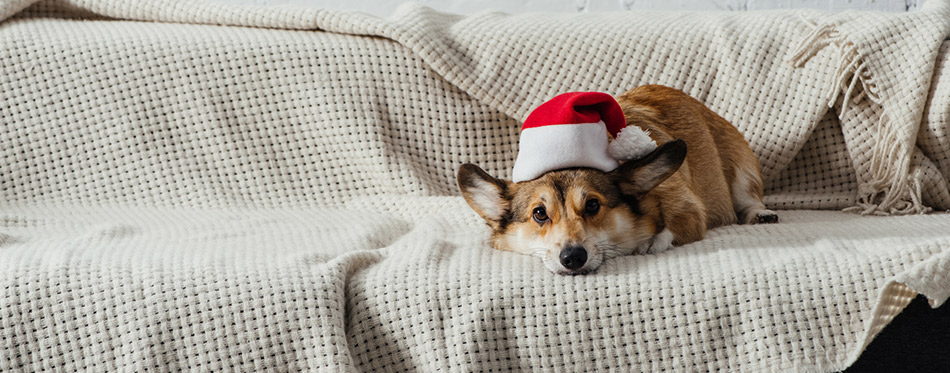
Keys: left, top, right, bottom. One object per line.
{"left": 458, "top": 140, "right": 686, "bottom": 275}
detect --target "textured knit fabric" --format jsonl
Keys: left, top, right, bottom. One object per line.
{"left": 2, "top": 204, "right": 949, "bottom": 371}
{"left": 4, "top": 0, "right": 950, "bottom": 212}
{"left": 790, "top": 0, "right": 950, "bottom": 214}
{"left": 2, "top": 1, "right": 950, "bottom": 372}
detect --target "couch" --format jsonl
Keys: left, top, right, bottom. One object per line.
{"left": 2, "top": 0, "right": 949, "bottom": 371}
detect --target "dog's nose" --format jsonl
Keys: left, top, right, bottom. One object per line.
{"left": 559, "top": 246, "right": 588, "bottom": 270}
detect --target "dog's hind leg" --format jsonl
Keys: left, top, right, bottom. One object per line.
{"left": 731, "top": 163, "right": 778, "bottom": 224}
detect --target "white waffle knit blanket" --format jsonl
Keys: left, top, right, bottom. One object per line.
{"left": 1, "top": 0, "right": 950, "bottom": 371}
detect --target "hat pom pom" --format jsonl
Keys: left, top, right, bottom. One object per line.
{"left": 608, "top": 126, "right": 657, "bottom": 162}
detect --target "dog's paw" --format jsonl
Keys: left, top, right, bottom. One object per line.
{"left": 741, "top": 209, "right": 778, "bottom": 225}
{"left": 646, "top": 229, "right": 674, "bottom": 254}
{"left": 752, "top": 210, "right": 779, "bottom": 224}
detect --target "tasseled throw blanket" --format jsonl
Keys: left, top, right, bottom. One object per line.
{"left": 2, "top": 1, "right": 950, "bottom": 371}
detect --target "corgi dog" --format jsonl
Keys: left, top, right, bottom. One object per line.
{"left": 458, "top": 85, "right": 777, "bottom": 275}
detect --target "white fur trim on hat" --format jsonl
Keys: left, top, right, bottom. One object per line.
{"left": 608, "top": 126, "right": 657, "bottom": 162}
{"left": 512, "top": 121, "right": 619, "bottom": 183}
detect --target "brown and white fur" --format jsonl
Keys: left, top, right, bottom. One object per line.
{"left": 458, "top": 85, "right": 777, "bottom": 275}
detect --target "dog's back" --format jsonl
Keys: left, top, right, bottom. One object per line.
{"left": 616, "top": 85, "right": 775, "bottom": 244}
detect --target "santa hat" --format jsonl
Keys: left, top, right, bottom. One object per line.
{"left": 511, "top": 92, "right": 658, "bottom": 183}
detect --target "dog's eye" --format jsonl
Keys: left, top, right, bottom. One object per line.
{"left": 532, "top": 207, "right": 548, "bottom": 223}
{"left": 585, "top": 199, "right": 600, "bottom": 215}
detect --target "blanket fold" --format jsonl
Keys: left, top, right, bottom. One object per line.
{"left": 791, "top": 0, "right": 950, "bottom": 215}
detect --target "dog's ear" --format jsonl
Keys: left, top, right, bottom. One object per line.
{"left": 611, "top": 139, "right": 686, "bottom": 197}
{"left": 457, "top": 163, "right": 511, "bottom": 227}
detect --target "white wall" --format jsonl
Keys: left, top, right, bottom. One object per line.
{"left": 218, "top": 0, "right": 921, "bottom": 17}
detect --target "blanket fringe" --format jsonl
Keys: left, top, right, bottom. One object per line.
{"left": 790, "top": 20, "right": 928, "bottom": 215}
{"left": 842, "top": 113, "right": 932, "bottom": 215}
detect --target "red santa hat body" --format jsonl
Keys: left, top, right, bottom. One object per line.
{"left": 512, "top": 92, "right": 657, "bottom": 183}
